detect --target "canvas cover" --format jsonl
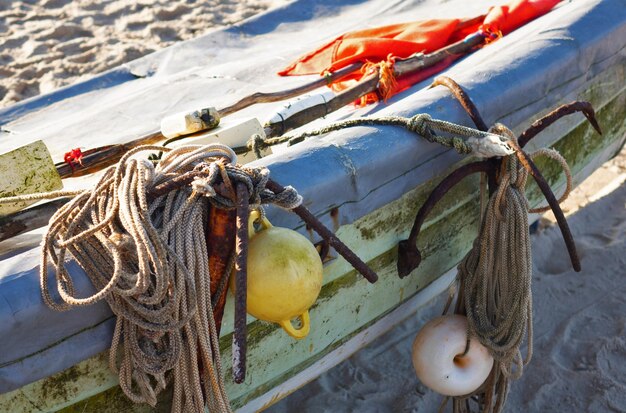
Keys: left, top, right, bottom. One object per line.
{"left": 0, "top": 0, "right": 624, "bottom": 393}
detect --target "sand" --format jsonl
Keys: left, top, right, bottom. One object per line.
{"left": 0, "top": 0, "right": 287, "bottom": 108}
{"left": 1, "top": 1, "right": 625, "bottom": 412}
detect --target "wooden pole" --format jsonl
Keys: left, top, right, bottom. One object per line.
{"left": 0, "top": 34, "right": 486, "bottom": 240}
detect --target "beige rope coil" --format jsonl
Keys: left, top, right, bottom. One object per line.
{"left": 448, "top": 154, "right": 533, "bottom": 413}
{"left": 444, "top": 126, "right": 573, "bottom": 413}
{"left": 41, "top": 143, "right": 240, "bottom": 412}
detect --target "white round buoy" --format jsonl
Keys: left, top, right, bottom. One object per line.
{"left": 412, "top": 314, "right": 494, "bottom": 396}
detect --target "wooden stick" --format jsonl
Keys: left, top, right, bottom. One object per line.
{"left": 394, "top": 33, "right": 484, "bottom": 77}
{"left": 56, "top": 33, "right": 485, "bottom": 175}
{"left": 54, "top": 64, "right": 362, "bottom": 179}
{"left": 219, "top": 63, "right": 362, "bottom": 117}
{"left": 56, "top": 131, "right": 164, "bottom": 178}
{"left": 244, "top": 32, "right": 486, "bottom": 142}
{"left": 0, "top": 197, "right": 71, "bottom": 241}
{"left": 0, "top": 34, "right": 487, "bottom": 239}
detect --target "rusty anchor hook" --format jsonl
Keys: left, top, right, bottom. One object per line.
{"left": 397, "top": 161, "right": 492, "bottom": 278}
{"left": 397, "top": 76, "right": 601, "bottom": 278}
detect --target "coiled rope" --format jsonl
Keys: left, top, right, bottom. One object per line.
{"left": 445, "top": 126, "right": 573, "bottom": 413}
{"left": 35, "top": 143, "right": 300, "bottom": 412}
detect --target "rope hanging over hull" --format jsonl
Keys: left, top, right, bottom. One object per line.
{"left": 41, "top": 144, "right": 240, "bottom": 411}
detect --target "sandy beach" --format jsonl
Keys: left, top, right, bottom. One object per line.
{"left": 0, "top": 0, "right": 287, "bottom": 108}
{"left": 1, "top": 1, "right": 624, "bottom": 412}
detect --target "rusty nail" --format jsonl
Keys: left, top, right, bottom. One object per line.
{"left": 330, "top": 207, "right": 340, "bottom": 232}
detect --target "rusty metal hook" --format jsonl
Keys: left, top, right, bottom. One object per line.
{"left": 430, "top": 76, "right": 489, "bottom": 132}
{"left": 397, "top": 161, "right": 491, "bottom": 278}
{"left": 518, "top": 101, "right": 602, "bottom": 148}
{"left": 435, "top": 77, "right": 593, "bottom": 272}
{"left": 398, "top": 76, "right": 599, "bottom": 277}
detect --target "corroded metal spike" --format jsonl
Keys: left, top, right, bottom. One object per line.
{"left": 266, "top": 179, "right": 379, "bottom": 283}
{"left": 431, "top": 76, "right": 489, "bottom": 132}
{"left": 518, "top": 101, "right": 602, "bottom": 148}
{"left": 397, "top": 162, "right": 491, "bottom": 278}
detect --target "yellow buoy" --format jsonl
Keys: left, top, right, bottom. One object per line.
{"left": 234, "top": 210, "right": 323, "bottom": 339}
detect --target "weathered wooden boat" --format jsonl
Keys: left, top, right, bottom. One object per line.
{"left": 0, "top": 0, "right": 624, "bottom": 411}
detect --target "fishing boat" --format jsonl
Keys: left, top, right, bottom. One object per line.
{"left": 0, "top": 0, "right": 624, "bottom": 411}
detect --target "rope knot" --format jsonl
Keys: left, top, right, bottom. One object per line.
{"left": 191, "top": 177, "right": 217, "bottom": 197}
{"left": 190, "top": 162, "right": 220, "bottom": 197}
{"left": 407, "top": 113, "right": 433, "bottom": 139}
{"left": 233, "top": 166, "right": 302, "bottom": 210}
{"left": 451, "top": 137, "right": 473, "bottom": 154}
{"left": 247, "top": 133, "right": 266, "bottom": 159}
{"left": 262, "top": 185, "right": 303, "bottom": 210}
